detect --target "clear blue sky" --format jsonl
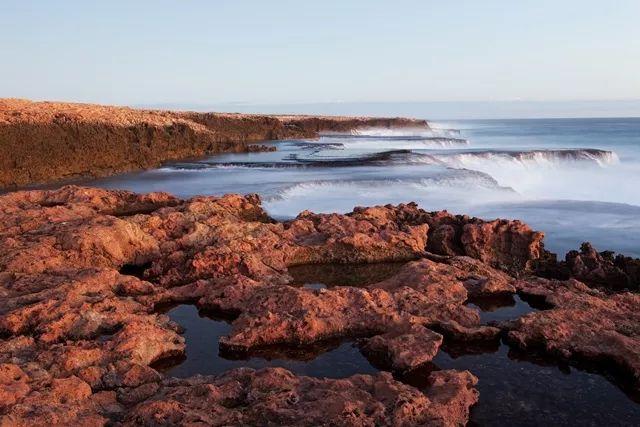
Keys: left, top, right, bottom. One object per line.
{"left": 1, "top": 1, "right": 639, "bottom": 109}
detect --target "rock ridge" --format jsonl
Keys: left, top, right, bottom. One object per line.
{"left": 0, "top": 99, "right": 428, "bottom": 190}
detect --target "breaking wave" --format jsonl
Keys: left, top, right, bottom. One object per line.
{"left": 320, "top": 127, "right": 437, "bottom": 138}
{"left": 165, "top": 148, "right": 618, "bottom": 174}
{"left": 263, "top": 172, "right": 517, "bottom": 219}
{"left": 432, "top": 149, "right": 619, "bottom": 169}
{"left": 316, "top": 135, "right": 468, "bottom": 149}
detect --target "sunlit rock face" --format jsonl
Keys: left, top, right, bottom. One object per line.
{"left": 0, "top": 185, "right": 638, "bottom": 425}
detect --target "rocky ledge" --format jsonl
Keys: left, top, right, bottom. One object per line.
{"left": 0, "top": 186, "right": 639, "bottom": 425}
{"left": 0, "top": 99, "right": 427, "bottom": 190}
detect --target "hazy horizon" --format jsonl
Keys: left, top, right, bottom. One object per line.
{"left": 2, "top": 0, "right": 639, "bottom": 119}
{"left": 139, "top": 100, "right": 640, "bottom": 120}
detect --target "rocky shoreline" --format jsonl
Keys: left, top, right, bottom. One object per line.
{"left": 1, "top": 185, "right": 639, "bottom": 425}
{"left": 0, "top": 99, "right": 426, "bottom": 190}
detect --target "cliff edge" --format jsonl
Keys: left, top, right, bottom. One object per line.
{"left": 0, "top": 99, "right": 428, "bottom": 189}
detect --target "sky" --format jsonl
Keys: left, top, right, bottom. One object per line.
{"left": 1, "top": 1, "right": 639, "bottom": 118}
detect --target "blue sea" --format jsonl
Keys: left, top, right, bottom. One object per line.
{"left": 86, "top": 117, "right": 640, "bottom": 258}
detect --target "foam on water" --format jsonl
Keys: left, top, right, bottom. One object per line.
{"left": 264, "top": 175, "right": 519, "bottom": 219}
{"left": 71, "top": 118, "right": 640, "bottom": 425}
{"left": 315, "top": 135, "right": 468, "bottom": 150}
{"left": 81, "top": 118, "right": 640, "bottom": 256}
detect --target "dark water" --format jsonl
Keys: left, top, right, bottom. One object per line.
{"left": 158, "top": 301, "right": 640, "bottom": 426}
{"left": 154, "top": 304, "right": 377, "bottom": 379}
{"left": 435, "top": 344, "right": 640, "bottom": 426}
{"left": 466, "top": 293, "right": 551, "bottom": 324}
{"left": 287, "top": 261, "right": 406, "bottom": 288}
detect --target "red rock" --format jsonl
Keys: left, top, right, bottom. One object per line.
{"left": 0, "top": 187, "right": 484, "bottom": 425}
{"left": 3, "top": 185, "right": 632, "bottom": 425}
{"left": 124, "top": 367, "right": 478, "bottom": 427}
{"left": 422, "top": 210, "right": 545, "bottom": 275}
{"left": 361, "top": 324, "right": 443, "bottom": 372}
{"left": 210, "top": 258, "right": 497, "bottom": 352}
{"left": 536, "top": 242, "right": 640, "bottom": 291}
{"left": 0, "top": 99, "right": 428, "bottom": 189}
{"left": 507, "top": 277, "right": 640, "bottom": 384}
{"left": 0, "top": 364, "right": 30, "bottom": 411}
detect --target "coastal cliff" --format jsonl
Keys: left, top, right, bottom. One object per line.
{"left": 0, "top": 99, "right": 427, "bottom": 190}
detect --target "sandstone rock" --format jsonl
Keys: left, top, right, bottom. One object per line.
{"left": 423, "top": 211, "right": 545, "bottom": 275}
{"left": 124, "top": 367, "right": 478, "bottom": 427}
{"left": 536, "top": 242, "right": 640, "bottom": 291}
{"left": 0, "top": 99, "right": 428, "bottom": 189}
{"left": 0, "top": 187, "right": 485, "bottom": 425}
{"left": 2, "top": 185, "right": 633, "bottom": 425}
{"left": 361, "top": 324, "right": 443, "bottom": 372}
{"left": 506, "top": 277, "right": 640, "bottom": 384}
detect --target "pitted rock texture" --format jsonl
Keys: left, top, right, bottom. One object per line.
{"left": 361, "top": 324, "right": 443, "bottom": 373}
{"left": 0, "top": 98, "right": 428, "bottom": 189}
{"left": 123, "top": 368, "right": 478, "bottom": 427}
{"left": 505, "top": 277, "right": 640, "bottom": 384}
{"left": 0, "top": 185, "right": 636, "bottom": 425}
{"left": 535, "top": 242, "right": 640, "bottom": 291}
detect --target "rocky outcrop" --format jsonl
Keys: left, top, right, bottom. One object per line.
{"left": 1, "top": 185, "right": 637, "bottom": 425}
{"left": 0, "top": 186, "right": 501, "bottom": 425}
{"left": 0, "top": 99, "right": 428, "bottom": 189}
{"left": 123, "top": 368, "right": 478, "bottom": 427}
{"left": 535, "top": 242, "right": 640, "bottom": 291}
{"left": 360, "top": 324, "right": 443, "bottom": 373}
{"left": 506, "top": 277, "right": 640, "bottom": 384}
{"left": 418, "top": 211, "right": 545, "bottom": 276}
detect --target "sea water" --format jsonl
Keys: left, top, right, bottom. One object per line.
{"left": 85, "top": 117, "right": 640, "bottom": 257}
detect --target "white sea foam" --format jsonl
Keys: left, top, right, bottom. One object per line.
{"left": 84, "top": 118, "right": 640, "bottom": 256}
{"left": 432, "top": 149, "right": 619, "bottom": 169}
{"left": 263, "top": 174, "right": 518, "bottom": 219}
{"left": 312, "top": 136, "right": 468, "bottom": 150}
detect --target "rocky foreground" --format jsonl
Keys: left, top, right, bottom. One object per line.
{"left": 0, "top": 99, "right": 426, "bottom": 190}
{"left": 1, "top": 186, "right": 639, "bottom": 426}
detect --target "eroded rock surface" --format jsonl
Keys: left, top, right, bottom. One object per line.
{"left": 506, "top": 277, "right": 640, "bottom": 384}
{"left": 535, "top": 242, "right": 640, "bottom": 291}
{"left": 0, "top": 185, "right": 636, "bottom": 425}
{"left": 0, "top": 99, "right": 428, "bottom": 189}
{"left": 124, "top": 368, "right": 478, "bottom": 427}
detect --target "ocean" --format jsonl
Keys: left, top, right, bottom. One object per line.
{"left": 87, "top": 117, "right": 640, "bottom": 258}
{"left": 66, "top": 115, "right": 640, "bottom": 424}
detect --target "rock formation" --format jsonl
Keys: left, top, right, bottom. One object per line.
{"left": 535, "top": 242, "right": 640, "bottom": 291}
{"left": 0, "top": 99, "right": 428, "bottom": 189}
{"left": 0, "top": 185, "right": 637, "bottom": 425}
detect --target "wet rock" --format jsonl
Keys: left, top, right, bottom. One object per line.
{"left": 0, "top": 187, "right": 484, "bottom": 425}
{"left": 210, "top": 259, "right": 495, "bottom": 353}
{"left": 361, "top": 324, "right": 443, "bottom": 372}
{"left": 565, "top": 243, "right": 640, "bottom": 290}
{"left": 2, "top": 185, "right": 634, "bottom": 425}
{"left": 124, "top": 367, "right": 478, "bottom": 426}
{"left": 537, "top": 242, "right": 640, "bottom": 291}
{"left": 506, "top": 277, "right": 640, "bottom": 384}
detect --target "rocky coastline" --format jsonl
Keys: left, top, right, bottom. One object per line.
{"left": 1, "top": 101, "right": 639, "bottom": 425}
{"left": 0, "top": 99, "right": 426, "bottom": 190}
{"left": 1, "top": 185, "right": 639, "bottom": 425}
